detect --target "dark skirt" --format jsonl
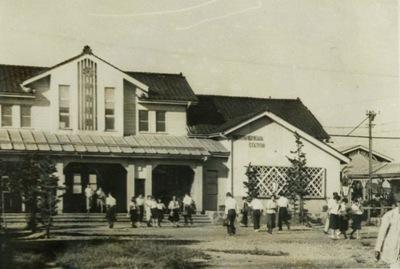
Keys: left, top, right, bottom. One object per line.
{"left": 157, "top": 209, "right": 164, "bottom": 220}
{"left": 339, "top": 215, "right": 349, "bottom": 232}
{"left": 151, "top": 208, "right": 158, "bottom": 219}
{"left": 130, "top": 209, "right": 138, "bottom": 222}
{"left": 106, "top": 206, "right": 117, "bottom": 222}
{"left": 351, "top": 214, "right": 362, "bottom": 230}
{"left": 266, "top": 213, "right": 276, "bottom": 229}
{"left": 329, "top": 214, "right": 340, "bottom": 229}
{"left": 169, "top": 209, "right": 180, "bottom": 222}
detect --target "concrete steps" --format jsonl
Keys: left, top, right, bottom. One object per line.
{"left": 0, "top": 213, "right": 212, "bottom": 226}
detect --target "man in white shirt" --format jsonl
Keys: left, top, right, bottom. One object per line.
{"left": 265, "top": 195, "right": 278, "bottom": 234}
{"left": 375, "top": 180, "right": 400, "bottom": 268}
{"left": 183, "top": 193, "right": 195, "bottom": 226}
{"left": 249, "top": 197, "right": 264, "bottom": 232}
{"left": 85, "top": 186, "right": 94, "bottom": 213}
{"left": 136, "top": 194, "right": 145, "bottom": 223}
{"left": 277, "top": 193, "right": 290, "bottom": 231}
{"left": 224, "top": 192, "right": 238, "bottom": 235}
{"left": 105, "top": 193, "right": 117, "bottom": 228}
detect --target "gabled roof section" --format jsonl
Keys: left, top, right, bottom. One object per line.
{"left": 0, "top": 46, "right": 197, "bottom": 102}
{"left": 336, "top": 144, "right": 393, "bottom": 163}
{"left": 187, "top": 94, "right": 330, "bottom": 141}
{"left": 125, "top": 71, "right": 198, "bottom": 102}
{"left": 21, "top": 46, "right": 148, "bottom": 91}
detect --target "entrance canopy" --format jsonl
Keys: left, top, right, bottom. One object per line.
{"left": 0, "top": 129, "right": 229, "bottom": 158}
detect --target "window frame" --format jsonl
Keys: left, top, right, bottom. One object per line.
{"left": 104, "top": 87, "right": 115, "bottom": 131}
{"left": 20, "top": 105, "right": 31, "bottom": 128}
{"left": 138, "top": 110, "right": 149, "bottom": 132}
{"left": 155, "top": 110, "right": 166, "bottom": 133}
{"left": 59, "top": 85, "right": 71, "bottom": 129}
{"left": 1, "top": 105, "right": 13, "bottom": 127}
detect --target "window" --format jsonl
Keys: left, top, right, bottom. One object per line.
{"left": 1, "top": 105, "right": 12, "bottom": 127}
{"left": 20, "top": 106, "right": 31, "bottom": 127}
{"left": 156, "top": 111, "right": 166, "bottom": 132}
{"left": 59, "top": 85, "right": 70, "bottom": 129}
{"left": 72, "top": 174, "right": 82, "bottom": 194}
{"left": 104, "top": 87, "right": 115, "bottom": 130}
{"left": 89, "top": 174, "right": 97, "bottom": 190}
{"left": 138, "top": 110, "right": 149, "bottom": 132}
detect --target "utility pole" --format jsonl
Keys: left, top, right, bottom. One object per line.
{"left": 366, "top": 110, "right": 376, "bottom": 201}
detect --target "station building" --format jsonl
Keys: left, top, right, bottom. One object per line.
{"left": 0, "top": 46, "right": 349, "bottom": 214}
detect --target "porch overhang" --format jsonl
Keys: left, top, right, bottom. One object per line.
{"left": 0, "top": 129, "right": 229, "bottom": 159}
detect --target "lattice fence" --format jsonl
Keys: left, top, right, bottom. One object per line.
{"left": 252, "top": 166, "right": 326, "bottom": 198}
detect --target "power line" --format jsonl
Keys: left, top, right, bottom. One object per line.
{"left": 346, "top": 117, "right": 369, "bottom": 135}
{"left": 329, "top": 134, "right": 400, "bottom": 140}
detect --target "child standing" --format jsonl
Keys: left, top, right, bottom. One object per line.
{"left": 265, "top": 195, "right": 277, "bottom": 234}
{"left": 349, "top": 197, "right": 363, "bottom": 239}
{"left": 338, "top": 198, "right": 349, "bottom": 239}
{"left": 156, "top": 198, "right": 166, "bottom": 227}
{"left": 241, "top": 197, "right": 250, "bottom": 227}
{"left": 168, "top": 196, "right": 180, "bottom": 227}
{"left": 128, "top": 196, "right": 139, "bottom": 228}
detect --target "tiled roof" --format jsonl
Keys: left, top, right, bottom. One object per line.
{"left": 0, "top": 64, "right": 197, "bottom": 102}
{"left": 0, "top": 64, "right": 46, "bottom": 94}
{"left": 187, "top": 94, "right": 330, "bottom": 141}
{"left": 125, "top": 71, "right": 197, "bottom": 102}
{"left": 0, "top": 129, "right": 229, "bottom": 158}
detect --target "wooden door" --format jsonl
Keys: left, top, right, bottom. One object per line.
{"left": 203, "top": 170, "right": 218, "bottom": 211}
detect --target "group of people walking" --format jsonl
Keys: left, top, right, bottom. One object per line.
{"left": 105, "top": 193, "right": 196, "bottom": 229}
{"left": 224, "top": 192, "right": 291, "bottom": 236}
{"left": 323, "top": 192, "right": 363, "bottom": 240}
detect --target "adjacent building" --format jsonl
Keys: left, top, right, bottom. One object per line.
{"left": 0, "top": 46, "right": 349, "bottom": 214}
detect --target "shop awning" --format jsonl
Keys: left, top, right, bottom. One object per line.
{"left": 0, "top": 129, "right": 229, "bottom": 158}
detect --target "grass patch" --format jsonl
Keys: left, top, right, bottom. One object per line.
{"left": 56, "top": 240, "right": 211, "bottom": 269}
{"left": 205, "top": 247, "right": 289, "bottom": 256}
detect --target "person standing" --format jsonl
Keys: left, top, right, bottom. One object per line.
{"left": 349, "top": 196, "right": 363, "bottom": 240}
{"left": 156, "top": 198, "right": 166, "bottom": 227}
{"left": 183, "top": 193, "right": 194, "bottom": 226}
{"left": 241, "top": 197, "right": 250, "bottom": 227}
{"left": 136, "top": 194, "right": 145, "bottom": 224}
{"left": 324, "top": 192, "right": 339, "bottom": 234}
{"left": 168, "top": 196, "right": 180, "bottom": 227}
{"left": 128, "top": 196, "right": 139, "bottom": 228}
{"left": 224, "top": 192, "right": 238, "bottom": 236}
{"left": 145, "top": 195, "right": 153, "bottom": 227}
{"left": 85, "top": 185, "right": 94, "bottom": 213}
{"left": 105, "top": 193, "right": 117, "bottom": 228}
{"left": 277, "top": 193, "right": 290, "bottom": 231}
{"left": 329, "top": 195, "right": 341, "bottom": 239}
{"left": 375, "top": 180, "right": 400, "bottom": 269}
{"left": 96, "top": 187, "right": 106, "bottom": 213}
{"left": 265, "top": 195, "right": 278, "bottom": 234}
{"left": 249, "top": 196, "right": 264, "bottom": 232}
{"left": 338, "top": 198, "right": 350, "bottom": 239}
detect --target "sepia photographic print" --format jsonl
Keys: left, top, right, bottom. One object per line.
{"left": 0, "top": 1, "right": 399, "bottom": 268}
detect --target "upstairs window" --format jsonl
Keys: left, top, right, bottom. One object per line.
{"left": 1, "top": 105, "right": 12, "bottom": 127}
{"left": 104, "top": 87, "right": 115, "bottom": 130}
{"left": 59, "top": 85, "right": 70, "bottom": 129}
{"left": 20, "top": 106, "right": 31, "bottom": 127}
{"left": 156, "top": 111, "right": 166, "bottom": 132}
{"left": 138, "top": 110, "right": 149, "bottom": 132}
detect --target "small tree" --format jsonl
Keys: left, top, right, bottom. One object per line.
{"left": 286, "top": 132, "right": 309, "bottom": 224}
{"left": 244, "top": 163, "right": 260, "bottom": 199}
{"left": 10, "top": 154, "right": 60, "bottom": 235}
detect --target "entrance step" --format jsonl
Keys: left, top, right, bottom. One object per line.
{"left": 0, "top": 213, "right": 213, "bottom": 226}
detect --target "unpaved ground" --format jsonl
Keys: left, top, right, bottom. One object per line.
{"left": 35, "top": 223, "right": 387, "bottom": 269}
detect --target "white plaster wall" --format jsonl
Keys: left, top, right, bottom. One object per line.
{"left": 136, "top": 102, "right": 187, "bottom": 136}
{"left": 26, "top": 55, "right": 141, "bottom": 136}
{"left": 221, "top": 116, "right": 341, "bottom": 213}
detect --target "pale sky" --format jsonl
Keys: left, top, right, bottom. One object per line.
{"left": 0, "top": 0, "right": 399, "bottom": 159}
